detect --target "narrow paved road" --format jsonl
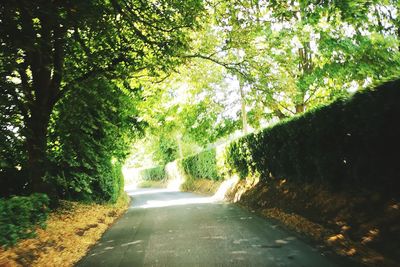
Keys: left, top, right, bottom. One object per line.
{"left": 77, "top": 188, "right": 353, "bottom": 267}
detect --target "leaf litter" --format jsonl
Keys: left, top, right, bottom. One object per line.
{"left": 0, "top": 195, "right": 129, "bottom": 267}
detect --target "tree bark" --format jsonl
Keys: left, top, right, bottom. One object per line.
{"left": 295, "top": 104, "right": 305, "bottom": 113}
{"left": 274, "top": 109, "right": 287, "bottom": 119}
{"left": 239, "top": 82, "right": 248, "bottom": 135}
{"left": 24, "top": 103, "right": 52, "bottom": 193}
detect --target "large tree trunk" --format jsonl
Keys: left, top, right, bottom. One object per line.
{"left": 24, "top": 103, "right": 52, "bottom": 194}
{"left": 21, "top": 18, "right": 63, "bottom": 196}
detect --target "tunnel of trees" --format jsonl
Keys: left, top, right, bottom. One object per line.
{"left": 1, "top": 0, "right": 399, "bottom": 251}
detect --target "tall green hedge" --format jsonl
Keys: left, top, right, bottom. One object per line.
{"left": 141, "top": 148, "right": 220, "bottom": 183}
{"left": 227, "top": 79, "right": 400, "bottom": 192}
{"left": 180, "top": 148, "right": 220, "bottom": 181}
{"left": 0, "top": 193, "right": 49, "bottom": 247}
{"left": 143, "top": 80, "right": 400, "bottom": 193}
{"left": 140, "top": 166, "right": 166, "bottom": 181}
{"left": 48, "top": 78, "right": 138, "bottom": 203}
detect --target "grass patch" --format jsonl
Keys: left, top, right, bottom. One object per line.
{"left": 137, "top": 180, "right": 167, "bottom": 188}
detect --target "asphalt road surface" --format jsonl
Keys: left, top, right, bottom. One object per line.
{"left": 76, "top": 188, "right": 355, "bottom": 267}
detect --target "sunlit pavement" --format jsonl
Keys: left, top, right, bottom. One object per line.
{"left": 76, "top": 188, "right": 357, "bottom": 267}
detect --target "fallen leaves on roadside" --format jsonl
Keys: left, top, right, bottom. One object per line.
{"left": 262, "top": 208, "right": 325, "bottom": 240}
{"left": 181, "top": 179, "right": 222, "bottom": 196}
{"left": 0, "top": 195, "right": 129, "bottom": 267}
{"left": 327, "top": 234, "right": 345, "bottom": 244}
{"left": 261, "top": 207, "right": 395, "bottom": 267}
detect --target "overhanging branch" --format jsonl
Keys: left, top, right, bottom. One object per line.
{"left": 181, "top": 53, "right": 249, "bottom": 79}
{"left": 54, "top": 56, "right": 150, "bottom": 103}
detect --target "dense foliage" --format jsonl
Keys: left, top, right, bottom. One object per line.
{"left": 226, "top": 80, "right": 400, "bottom": 193}
{"left": 142, "top": 80, "right": 400, "bottom": 196}
{"left": 1, "top": 0, "right": 400, "bottom": 249}
{"left": 130, "top": 1, "right": 400, "bottom": 168}
{"left": 47, "top": 78, "right": 140, "bottom": 202}
{"left": 0, "top": 193, "right": 49, "bottom": 247}
{"left": 140, "top": 166, "right": 166, "bottom": 181}
{"left": 0, "top": 0, "right": 204, "bottom": 196}
{"left": 191, "top": 0, "right": 400, "bottom": 121}
{"left": 130, "top": 73, "right": 239, "bottom": 166}
{"left": 180, "top": 148, "right": 220, "bottom": 181}
{"left": 140, "top": 147, "right": 221, "bottom": 183}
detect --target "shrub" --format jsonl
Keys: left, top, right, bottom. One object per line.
{"left": 226, "top": 79, "right": 400, "bottom": 193}
{"left": 140, "top": 166, "right": 166, "bottom": 181}
{"left": 0, "top": 193, "right": 49, "bottom": 247}
{"left": 94, "top": 162, "right": 125, "bottom": 203}
{"left": 180, "top": 148, "right": 220, "bottom": 181}
{"left": 47, "top": 78, "right": 140, "bottom": 202}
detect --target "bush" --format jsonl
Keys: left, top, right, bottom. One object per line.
{"left": 180, "top": 148, "right": 220, "bottom": 181}
{"left": 94, "top": 162, "right": 125, "bottom": 203}
{"left": 0, "top": 193, "right": 49, "bottom": 247}
{"left": 226, "top": 79, "right": 400, "bottom": 193}
{"left": 140, "top": 166, "right": 166, "bottom": 181}
{"left": 48, "top": 78, "right": 140, "bottom": 202}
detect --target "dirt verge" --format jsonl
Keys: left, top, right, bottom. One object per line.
{"left": 226, "top": 178, "right": 400, "bottom": 267}
{"left": 0, "top": 194, "right": 129, "bottom": 267}
{"left": 180, "top": 178, "right": 222, "bottom": 196}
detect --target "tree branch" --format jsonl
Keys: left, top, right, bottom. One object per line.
{"left": 17, "top": 61, "right": 34, "bottom": 105}
{"left": 123, "top": 1, "right": 192, "bottom": 33}
{"left": 73, "top": 27, "right": 92, "bottom": 58}
{"left": 181, "top": 53, "right": 249, "bottom": 79}
{"left": 303, "top": 86, "right": 319, "bottom": 104}
{"left": 55, "top": 55, "right": 149, "bottom": 102}
{"left": 110, "top": 0, "right": 158, "bottom": 47}
{"left": 258, "top": 87, "right": 296, "bottom": 115}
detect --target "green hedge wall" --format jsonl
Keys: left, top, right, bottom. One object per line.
{"left": 227, "top": 79, "right": 400, "bottom": 192}
{"left": 0, "top": 193, "right": 49, "bottom": 247}
{"left": 180, "top": 148, "right": 220, "bottom": 181}
{"left": 140, "top": 166, "right": 166, "bottom": 181}
{"left": 48, "top": 78, "right": 137, "bottom": 203}
{"left": 95, "top": 162, "right": 125, "bottom": 203}
{"left": 140, "top": 148, "right": 220, "bottom": 184}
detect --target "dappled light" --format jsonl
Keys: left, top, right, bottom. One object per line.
{"left": 120, "top": 240, "right": 142, "bottom": 247}
{"left": 361, "top": 228, "right": 380, "bottom": 245}
{"left": 0, "top": 198, "right": 128, "bottom": 266}
{"left": 327, "top": 234, "right": 345, "bottom": 244}
{"left": 231, "top": 175, "right": 260, "bottom": 203}
{"left": 128, "top": 174, "right": 238, "bottom": 209}
{"left": 275, "top": 239, "right": 289, "bottom": 245}
{"left": 345, "top": 248, "right": 357, "bottom": 256}
{"left": 127, "top": 189, "right": 177, "bottom": 197}
{"left": 1, "top": 0, "right": 400, "bottom": 266}
{"left": 137, "top": 196, "right": 214, "bottom": 209}
{"left": 212, "top": 175, "right": 239, "bottom": 201}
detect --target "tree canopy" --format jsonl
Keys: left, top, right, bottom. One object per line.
{"left": 127, "top": 0, "right": 399, "bottom": 168}
{"left": 1, "top": 0, "right": 399, "bottom": 200}
{"left": 0, "top": 0, "right": 204, "bottom": 197}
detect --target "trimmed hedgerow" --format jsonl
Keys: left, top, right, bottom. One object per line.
{"left": 0, "top": 193, "right": 49, "bottom": 248}
{"left": 140, "top": 165, "right": 166, "bottom": 181}
{"left": 47, "top": 78, "right": 139, "bottom": 203}
{"left": 227, "top": 79, "right": 400, "bottom": 192}
{"left": 180, "top": 148, "right": 220, "bottom": 181}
